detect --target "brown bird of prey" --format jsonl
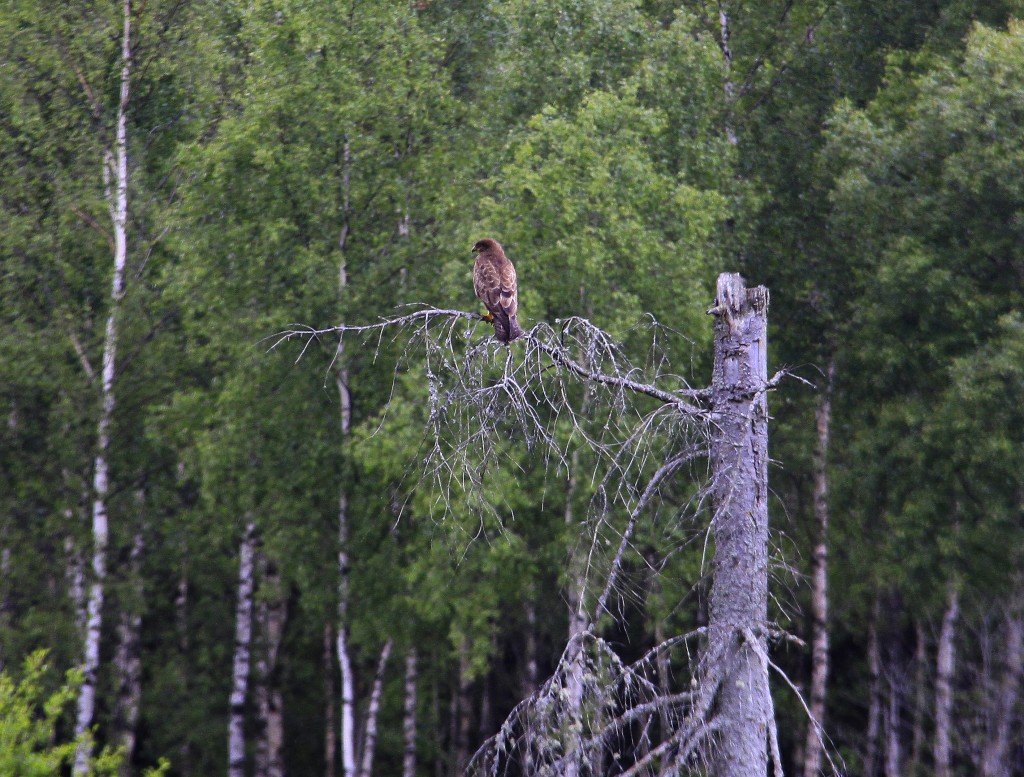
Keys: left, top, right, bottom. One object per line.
{"left": 472, "top": 238, "right": 525, "bottom": 343}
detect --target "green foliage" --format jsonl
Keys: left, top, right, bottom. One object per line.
{"left": 0, "top": 650, "right": 158, "bottom": 776}
{"left": 5, "top": 0, "right": 1024, "bottom": 772}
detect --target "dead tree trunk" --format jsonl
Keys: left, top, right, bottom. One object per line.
{"left": 803, "top": 358, "right": 835, "bottom": 777}
{"left": 705, "top": 273, "right": 772, "bottom": 777}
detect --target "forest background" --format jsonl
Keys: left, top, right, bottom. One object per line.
{"left": 2, "top": 0, "right": 1024, "bottom": 775}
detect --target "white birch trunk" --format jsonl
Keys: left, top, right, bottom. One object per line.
{"left": 705, "top": 274, "right": 771, "bottom": 777}
{"left": 980, "top": 604, "right": 1023, "bottom": 776}
{"left": 228, "top": 521, "right": 259, "bottom": 777}
{"left": 113, "top": 528, "right": 145, "bottom": 772}
{"left": 803, "top": 359, "right": 835, "bottom": 777}
{"left": 933, "top": 583, "right": 959, "bottom": 777}
{"left": 336, "top": 367, "right": 357, "bottom": 777}
{"left": 401, "top": 648, "right": 418, "bottom": 777}
{"left": 357, "top": 639, "right": 393, "bottom": 777}
{"left": 335, "top": 144, "right": 358, "bottom": 777}
{"left": 73, "top": 4, "right": 132, "bottom": 772}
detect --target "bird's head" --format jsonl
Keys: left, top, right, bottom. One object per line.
{"left": 472, "top": 238, "right": 502, "bottom": 255}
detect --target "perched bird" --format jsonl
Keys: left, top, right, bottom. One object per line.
{"left": 472, "top": 238, "right": 525, "bottom": 343}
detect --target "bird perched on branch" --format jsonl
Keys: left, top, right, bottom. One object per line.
{"left": 472, "top": 238, "right": 525, "bottom": 343}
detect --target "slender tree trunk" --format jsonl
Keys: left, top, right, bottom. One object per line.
{"left": 254, "top": 558, "right": 287, "bottom": 777}
{"left": 175, "top": 551, "right": 193, "bottom": 776}
{"left": 454, "top": 639, "right": 473, "bottom": 777}
{"left": 229, "top": 521, "right": 259, "bottom": 777}
{"left": 65, "top": 532, "right": 87, "bottom": 637}
{"left": 909, "top": 620, "right": 927, "bottom": 774}
{"left": 337, "top": 497, "right": 356, "bottom": 777}
{"left": 865, "top": 596, "right": 883, "bottom": 777}
{"left": 933, "top": 583, "right": 959, "bottom": 777}
{"left": 980, "top": 601, "right": 1023, "bottom": 776}
{"left": 324, "top": 624, "right": 337, "bottom": 777}
{"left": 402, "top": 647, "right": 418, "bottom": 777}
{"left": 336, "top": 138, "right": 358, "bottom": 777}
{"left": 113, "top": 528, "right": 145, "bottom": 774}
{"left": 564, "top": 443, "right": 588, "bottom": 777}
{"left": 717, "top": 6, "right": 738, "bottom": 146}
{"left": 883, "top": 676, "right": 901, "bottom": 777}
{"left": 357, "top": 639, "right": 393, "bottom": 777}
{"left": 521, "top": 592, "right": 539, "bottom": 699}
{"left": 705, "top": 274, "right": 772, "bottom": 777}
{"left": 803, "top": 359, "right": 835, "bottom": 777}
{"left": 73, "top": 5, "right": 132, "bottom": 772}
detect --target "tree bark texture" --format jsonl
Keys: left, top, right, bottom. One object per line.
{"left": 73, "top": 4, "right": 132, "bottom": 772}
{"left": 228, "top": 521, "right": 258, "bottom": 777}
{"left": 705, "top": 273, "right": 771, "bottom": 777}
{"left": 933, "top": 583, "right": 959, "bottom": 777}
{"left": 803, "top": 358, "right": 835, "bottom": 777}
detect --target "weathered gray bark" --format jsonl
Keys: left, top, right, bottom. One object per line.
{"left": 705, "top": 273, "right": 771, "bottom": 777}
{"left": 73, "top": 4, "right": 132, "bottom": 772}
{"left": 803, "top": 359, "right": 835, "bottom": 777}
{"left": 980, "top": 602, "right": 1023, "bottom": 776}
{"left": 933, "top": 583, "right": 959, "bottom": 777}
{"left": 228, "top": 521, "right": 259, "bottom": 777}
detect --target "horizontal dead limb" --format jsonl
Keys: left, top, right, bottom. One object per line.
{"left": 271, "top": 306, "right": 711, "bottom": 414}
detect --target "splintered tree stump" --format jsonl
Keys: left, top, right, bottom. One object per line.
{"left": 705, "top": 272, "right": 772, "bottom": 777}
